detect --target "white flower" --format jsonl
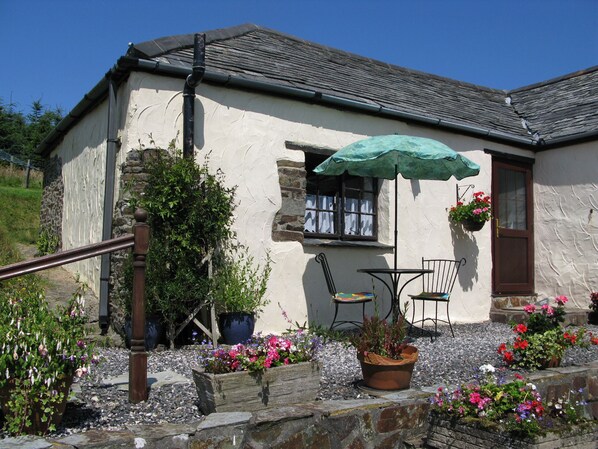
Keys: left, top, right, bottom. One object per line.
{"left": 526, "top": 382, "right": 537, "bottom": 390}
{"left": 479, "top": 364, "right": 495, "bottom": 374}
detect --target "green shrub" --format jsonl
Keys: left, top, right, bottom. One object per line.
{"left": 120, "top": 150, "right": 236, "bottom": 348}
{"left": 36, "top": 229, "right": 60, "bottom": 256}
{"left": 0, "top": 279, "right": 97, "bottom": 435}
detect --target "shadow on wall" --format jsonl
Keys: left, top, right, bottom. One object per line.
{"left": 449, "top": 220, "right": 480, "bottom": 292}
{"left": 302, "top": 249, "right": 392, "bottom": 330}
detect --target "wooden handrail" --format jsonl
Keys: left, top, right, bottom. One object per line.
{"left": 0, "top": 208, "right": 150, "bottom": 403}
{"left": 0, "top": 234, "right": 134, "bottom": 281}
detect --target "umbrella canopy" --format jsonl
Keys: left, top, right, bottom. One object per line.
{"left": 314, "top": 135, "right": 480, "bottom": 180}
{"left": 313, "top": 134, "right": 480, "bottom": 270}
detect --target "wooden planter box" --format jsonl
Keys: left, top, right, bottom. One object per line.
{"left": 192, "top": 361, "right": 321, "bottom": 414}
{"left": 427, "top": 417, "right": 598, "bottom": 449}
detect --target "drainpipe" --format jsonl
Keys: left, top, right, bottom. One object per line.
{"left": 183, "top": 33, "right": 206, "bottom": 158}
{"left": 99, "top": 77, "right": 119, "bottom": 331}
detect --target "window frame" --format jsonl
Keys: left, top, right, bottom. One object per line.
{"left": 304, "top": 152, "right": 378, "bottom": 242}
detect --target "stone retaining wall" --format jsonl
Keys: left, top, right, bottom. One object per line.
{"left": 6, "top": 361, "right": 598, "bottom": 449}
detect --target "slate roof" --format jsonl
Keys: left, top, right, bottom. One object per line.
{"left": 39, "top": 24, "right": 598, "bottom": 154}
{"left": 128, "top": 24, "right": 531, "bottom": 143}
{"left": 508, "top": 67, "right": 598, "bottom": 144}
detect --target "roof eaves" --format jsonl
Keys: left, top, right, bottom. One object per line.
{"left": 38, "top": 57, "right": 541, "bottom": 156}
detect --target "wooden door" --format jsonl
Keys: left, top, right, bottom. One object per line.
{"left": 491, "top": 158, "right": 534, "bottom": 294}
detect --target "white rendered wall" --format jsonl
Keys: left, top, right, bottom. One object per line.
{"left": 50, "top": 102, "right": 109, "bottom": 292}
{"left": 54, "top": 71, "right": 548, "bottom": 333}
{"left": 534, "top": 141, "right": 598, "bottom": 308}
{"left": 113, "top": 72, "right": 537, "bottom": 333}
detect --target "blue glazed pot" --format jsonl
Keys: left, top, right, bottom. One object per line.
{"left": 124, "top": 316, "right": 163, "bottom": 350}
{"left": 218, "top": 312, "right": 255, "bottom": 345}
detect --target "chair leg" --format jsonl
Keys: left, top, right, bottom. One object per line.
{"left": 434, "top": 301, "right": 439, "bottom": 341}
{"left": 446, "top": 302, "right": 454, "bottom": 337}
{"left": 330, "top": 302, "right": 340, "bottom": 331}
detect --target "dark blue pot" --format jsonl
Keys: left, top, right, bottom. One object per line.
{"left": 124, "top": 316, "right": 162, "bottom": 350}
{"left": 218, "top": 312, "right": 255, "bottom": 345}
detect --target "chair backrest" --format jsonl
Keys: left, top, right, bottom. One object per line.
{"left": 315, "top": 252, "right": 337, "bottom": 296}
{"left": 421, "top": 257, "right": 466, "bottom": 296}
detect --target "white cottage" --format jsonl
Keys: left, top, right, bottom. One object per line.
{"left": 38, "top": 24, "right": 598, "bottom": 334}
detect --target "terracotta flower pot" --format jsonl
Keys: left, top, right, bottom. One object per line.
{"left": 357, "top": 345, "right": 418, "bottom": 390}
{"left": 462, "top": 219, "right": 485, "bottom": 232}
{"left": 539, "top": 356, "right": 561, "bottom": 369}
{"left": 0, "top": 375, "right": 73, "bottom": 435}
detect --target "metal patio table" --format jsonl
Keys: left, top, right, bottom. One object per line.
{"left": 357, "top": 267, "right": 433, "bottom": 323}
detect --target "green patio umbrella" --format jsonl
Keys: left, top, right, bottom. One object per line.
{"left": 314, "top": 134, "right": 480, "bottom": 270}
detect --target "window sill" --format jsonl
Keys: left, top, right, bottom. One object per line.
{"left": 303, "top": 238, "right": 393, "bottom": 249}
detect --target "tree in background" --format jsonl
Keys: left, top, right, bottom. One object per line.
{"left": 0, "top": 98, "right": 63, "bottom": 166}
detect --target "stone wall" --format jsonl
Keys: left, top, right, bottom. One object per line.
{"left": 272, "top": 159, "right": 306, "bottom": 243}
{"left": 12, "top": 361, "right": 598, "bottom": 448}
{"left": 109, "top": 148, "right": 159, "bottom": 330}
{"left": 40, "top": 155, "right": 64, "bottom": 248}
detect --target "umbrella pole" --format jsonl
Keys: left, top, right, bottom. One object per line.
{"left": 394, "top": 165, "right": 398, "bottom": 272}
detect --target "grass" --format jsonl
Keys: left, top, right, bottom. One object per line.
{"left": 0, "top": 167, "right": 42, "bottom": 250}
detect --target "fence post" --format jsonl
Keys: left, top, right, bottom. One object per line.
{"left": 25, "top": 159, "right": 31, "bottom": 189}
{"left": 129, "top": 208, "right": 149, "bottom": 402}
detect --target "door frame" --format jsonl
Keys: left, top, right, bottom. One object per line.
{"left": 491, "top": 156, "right": 535, "bottom": 295}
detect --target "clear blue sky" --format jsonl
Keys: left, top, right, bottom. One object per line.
{"left": 1, "top": 0, "right": 597, "bottom": 115}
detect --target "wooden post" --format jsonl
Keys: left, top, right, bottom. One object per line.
{"left": 129, "top": 209, "right": 149, "bottom": 402}
{"left": 25, "top": 159, "right": 31, "bottom": 189}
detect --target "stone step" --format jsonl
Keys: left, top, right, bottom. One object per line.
{"left": 490, "top": 307, "right": 590, "bottom": 326}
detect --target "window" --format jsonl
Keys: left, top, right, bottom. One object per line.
{"left": 304, "top": 153, "right": 377, "bottom": 240}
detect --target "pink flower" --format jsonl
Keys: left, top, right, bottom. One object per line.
{"left": 472, "top": 208, "right": 483, "bottom": 215}
{"left": 283, "top": 358, "right": 290, "bottom": 365}
{"left": 469, "top": 392, "right": 481, "bottom": 405}
{"left": 542, "top": 304, "right": 555, "bottom": 316}
{"left": 523, "top": 304, "right": 536, "bottom": 314}
{"left": 555, "top": 295, "right": 568, "bottom": 305}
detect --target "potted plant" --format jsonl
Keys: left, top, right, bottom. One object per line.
{"left": 351, "top": 312, "right": 418, "bottom": 390}
{"left": 588, "top": 291, "right": 598, "bottom": 324}
{"left": 211, "top": 246, "right": 272, "bottom": 344}
{"left": 192, "top": 331, "right": 321, "bottom": 413}
{"left": 448, "top": 190, "right": 491, "bottom": 231}
{"left": 428, "top": 364, "right": 596, "bottom": 447}
{"left": 497, "top": 295, "right": 597, "bottom": 370}
{"left": 0, "top": 279, "right": 98, "bottom": 435}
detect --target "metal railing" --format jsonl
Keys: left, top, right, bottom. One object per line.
{"left": 0, "top": 209, "right": 150, "bottom": 403}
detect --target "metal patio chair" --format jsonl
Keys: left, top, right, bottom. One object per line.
{"left": 409, "top": 257, "right": 466, "bottom": 339}
{"left": 315, "top": 252, "right": 374, "bottom": 330}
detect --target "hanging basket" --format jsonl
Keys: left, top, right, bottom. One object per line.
{"left": 462, "top": 219, "right": 485, "bottom": 232}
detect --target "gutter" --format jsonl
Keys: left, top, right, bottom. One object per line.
{"left": 183, "top": 34, "right": 206, "bottom": 158}
{"left": 39, "top": 55, "right": 598, "bottom": 157}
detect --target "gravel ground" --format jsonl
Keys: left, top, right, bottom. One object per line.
{"left": 3, "top": 321, "right": 598, "bottom": 437}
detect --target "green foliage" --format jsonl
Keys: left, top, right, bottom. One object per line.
{"left": 448, "top": 191, "right": 491, "bottom": 223}
{"left": 212, "top": 246, "right": 272, "bottom": 315}
{"left": 0, "top": 98, "right": 63, "bottom": 166}
{"left": 498, "top": 297, "right": 595, "bottom": 370}
{"left": 0, "top": 279, "right": 97, "bottom": 435}
{"left": 351, "top": 313, "right": 408, "bottom": 360}
{"left": 127, "top": 150, "right": 236, "bottom": 347}
{"left": 432, "top": 366, "right": 591, "bottom": 439}
{"left": 36, "top": 229, "right": 60, "bottom": 256}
